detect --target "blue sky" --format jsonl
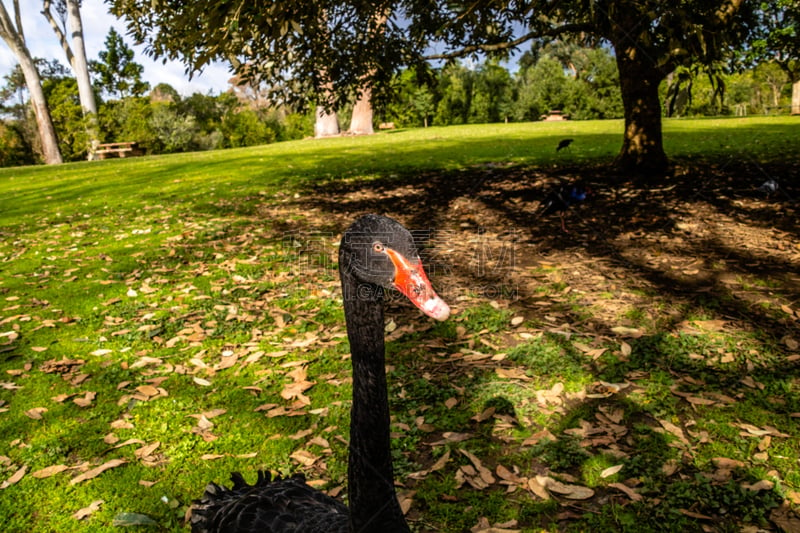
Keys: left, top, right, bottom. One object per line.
{"left": 0, "top": 0, "right": 232, "bottom": 95}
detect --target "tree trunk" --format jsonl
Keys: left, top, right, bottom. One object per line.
{"left": 43, "top": 0, "right": 98, "bottom": 156}
{"left": 792, "top": 79, "right": 800, "bottom": 115}
{"left": 22, "top": 53, "right": 63, "bottom": 164}
{"left": 65, "top": 1, "right": 97, "bottom": 117}
{"left": 613, "top": 48, "right": 668, "bottom": 174}
{"left": 349, "top": 86, "right": 374, "bottom": 135}
{"left": 0, "top": 3, "right": 62, "bottom": 164}
{"left": 315, "top": 106, "right": 340, "bottom": 137}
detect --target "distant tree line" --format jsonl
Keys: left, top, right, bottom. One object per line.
{"left": 0, "top": 32, "right": 795, "bottom": 167}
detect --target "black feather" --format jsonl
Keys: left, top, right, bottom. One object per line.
{"left": 556, "top": 138, "right": 574, "bottom": 152}
{"left": 191, "top": 472, "right": 349, "bottom": 533}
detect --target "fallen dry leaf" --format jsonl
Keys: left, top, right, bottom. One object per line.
{"left": 527, "top": 477, "right": 550, "bottom": 499}
{"left": 73, "top": 391, "right": 96, "bottom": 407}
{"left": 657, "top": 419, "right": 690, "bottom": 446}
{"left": 459, "top": 449, "right": 496, "bottom": 486}
{"left": 742, "top": 479, "right": 774, "bottom": 492}
{"left": 398, "top": 490, "right": 415, "bottom": 515}
{"left": 110, "top": 418, "right": 135, "bottom": 430}
{"left": 136, "top": 385, "right": 159, "bottom": 398}
{"left": 471, "top": 516, "right": 521, "bottom": 533}
{"left": 472, "top": 406, "right": 496, "bottom": 423}
{"left": 1, "top": 465, "right": 27, "bottom": 489}
{"left": 430, "top": 450, "right": 451, "bottom": 473}
{"left": 112, "top": 438, "right": 146, "bottom": 450}
{"left": 25, "top": 407, "right": 48, "bottom": 420}
{"left": 536, "top": 475, "right": 595, "bottom": 500}
{"left": 290, "top": 450, "right": 319, "bottom": 467}
{"left": 679, "top": 509, "right": 713, "bottom": 520}
{"left": 771, "top": 502, "right": 800, "bottom": 532}
{"left": 712, "top": 457, "right": 746, "bottom": 469}
{"left": 608, "top": 482, "right": 643, "bottom": 501}
{"left": 70, "top": 459, "right": 126, "bottom": 485}
{"left": 73, "top": 500, "right": 103, "bottom": 520}
{"left": 135, "top": 442, "right": 161, "bottom": 460}
{"left": 600, "top": 464, "right": 624, "bottom": 478}
{"left": 32, "top": 464, "right": 69, "bottom": 479}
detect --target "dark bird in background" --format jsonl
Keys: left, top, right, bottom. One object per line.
{"left": 556, "top": 138, "right": 574, "bottom": 152}
{"left": 537, "top": 183, "right": 590, "bottom": 232}
{"left": 757, "top": 179, "right": 780, "bottom": 196}
{"left": 190, "top": 214, "right": 450, "bottom": 533}
{"left": 756, "top": 178, "right": 795, "bottom": 202}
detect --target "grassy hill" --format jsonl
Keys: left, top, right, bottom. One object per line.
{"left": 1, "top": 117, "right": 799, "bottom": 532}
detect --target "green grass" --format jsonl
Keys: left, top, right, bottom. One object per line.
{"left": 1, "top": 116, "right": 799, "bottom": 532}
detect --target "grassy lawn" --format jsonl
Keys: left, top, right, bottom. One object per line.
{"left": 1, "top": 116, "right": 799, "bottom": 532}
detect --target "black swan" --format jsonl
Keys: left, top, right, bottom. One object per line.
{"left": 190, "top": 214, "right": 450, "bottom": 532}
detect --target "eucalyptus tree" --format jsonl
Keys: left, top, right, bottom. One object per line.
{"left": 0, "top": 0, "right": 63, "bottom": 163}
{"left": 41, "top": 0, "right": 98, "bottom": 127}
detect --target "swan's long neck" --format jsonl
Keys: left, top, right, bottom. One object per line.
{"left": 341, "top": 270, "right": 408, "bottom": 532}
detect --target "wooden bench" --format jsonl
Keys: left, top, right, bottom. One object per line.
{"left": 92, "top": 142, "right": 142, "bottom": 160}
{"left": 540, "top": 110, "right": 570, "bottom": 121}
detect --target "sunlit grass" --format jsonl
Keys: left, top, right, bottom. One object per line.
{"left": 1, "top": 117, "right": 798, "bottom": 531}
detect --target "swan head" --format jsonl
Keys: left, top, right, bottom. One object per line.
{"left": 340, "top": 214, "right": 450, "bottom": 321}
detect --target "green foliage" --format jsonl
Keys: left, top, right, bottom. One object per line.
{"left": 538, "top": 435, "right": 590, "bottom": 471}
{"left": 43, "top": 77, "right": 90, "bottom": 161}
{"left": 220, "top": 108, "right": 277, "bottom": 148}
{"left": 98, "top": 97, "right": 155, "bottom": 147}
{"left": 90, "top": 28, "right": 150, "bottom": 99}
{"left": 148, "top": 103, "right": 200, "bottom": 153}
{"left": 748, "top": 0, "right": 800, "bottom": 81}
{"left": 0, "top": 120, "right": 33, "bottom": 166}
{"left": 433, "top": 62, "right": 474, "bottom": 126}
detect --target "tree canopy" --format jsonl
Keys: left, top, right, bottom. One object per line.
{"left": 90, "top": 27, "right": 149, "bottom": 99}
{"left": 109, "top": 0, "right": 767, "bottom": 172}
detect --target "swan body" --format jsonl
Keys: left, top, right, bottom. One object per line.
{"left": 190, "top": 214, "right": 449, "bottom": 533}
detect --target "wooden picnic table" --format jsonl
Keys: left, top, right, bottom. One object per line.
{"left": 92, "top": 141, "right": 142, "bottom": 160}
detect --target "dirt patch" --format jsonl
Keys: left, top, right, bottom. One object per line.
{"left": 283, "top": 161, "right": 800, "bottom": 344}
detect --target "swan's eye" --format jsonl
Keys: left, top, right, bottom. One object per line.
{"left": 373, "top": 242, "right": 385, "bottom": 253}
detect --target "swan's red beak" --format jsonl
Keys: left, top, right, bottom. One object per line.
{"left": 385, "top": 248, "right": 450, "bottom": 321}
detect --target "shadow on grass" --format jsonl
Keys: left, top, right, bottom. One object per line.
{"left": 273, "top": 154, "right": 799, "bottom": 530}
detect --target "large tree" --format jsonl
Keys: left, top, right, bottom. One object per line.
{"left": 109, "top": 0, "right": 758, "bottom": 172}
{"left": 108, "top": 1, "right": 405, "bottom": 109}
{"left": 419, "top": 0, "right": 757, "bottom": 172}
{"left": 0, "top": 0, "right": 63, "bottom": 163}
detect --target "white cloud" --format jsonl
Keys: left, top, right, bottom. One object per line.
{"left": 0, "top": 0, "right": 231, "bottom": 96}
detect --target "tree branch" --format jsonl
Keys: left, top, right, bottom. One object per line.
{"left": 42, "top": 0, "right": 75, "bottom": 67}
{"left": 13, "top": 0, "right": 24, "bottom": 41}
{"left": 423, "top": 22, "right": 596, "bottom": 61}
{"left": 715, "top": 0, "right": 745, "bottom": 26}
